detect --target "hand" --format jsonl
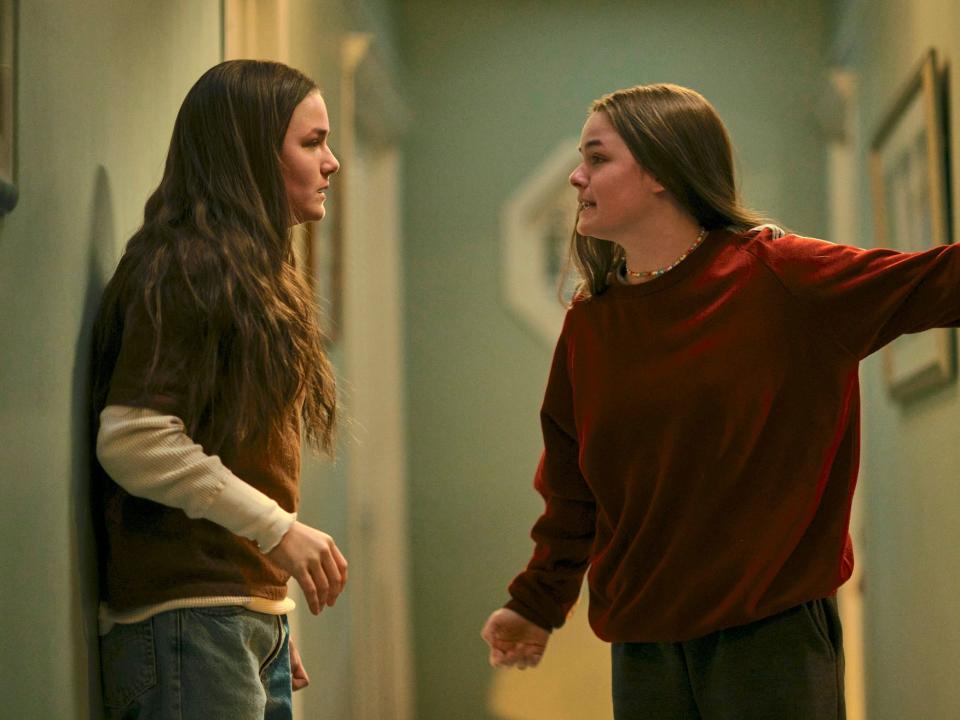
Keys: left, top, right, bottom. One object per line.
{"left": 267, "top": 521, "right": 348, "bottom": 615}
{"left": 289, "top": 636, "right": 310, "bottom": 691}
{"left": 481, "top": 608, "right": 550, "bottom": 669}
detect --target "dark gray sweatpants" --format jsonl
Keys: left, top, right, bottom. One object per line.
{"left": 611, "top": 597, "right": 845, "bottom": 720}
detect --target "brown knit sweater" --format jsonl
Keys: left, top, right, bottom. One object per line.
{"left": 95, "top": 296, "right": 300, "bottom": 610}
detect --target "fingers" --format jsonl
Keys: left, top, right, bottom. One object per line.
{"left": 488, "top": 643, "right": 544, "bottom": 669}
{"left": 292, "top": 671, "right": 310, "bottom": 691}
{"left": 523, "top": 648, "right": 544, "bottom": 668}
{"left": 484, "top": 631, "right": 545, "bottom": 669}
{"left": 308, "top": 556, "right": 331, "bottom": 608}
{"left": 295, "top": 569, "right": 322, "bottom": 615}
{"left": 333, "top": 544, "right": 349, "bottom": 587}
{"left": 289, "top": 637, "right": 310, "bottom": 691}
{"left": 291, "top": 660, "right": 310, "bottom": 690}
{"left": 319, "top": 550, "right": 343, "bottom": 606}
{"left": 481, "top": 613, "right": 546, "bottom": 670}
{"left": 480, "top": 622, "right": 497, "bottom": 648}
{"left": 275, "top": 524, "right": 349, "bottom": 614}
{"left": 305, "top": 538, "right": 344, "bottom": 609}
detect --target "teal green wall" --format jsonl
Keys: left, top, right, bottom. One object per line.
{"left": 12, "top": 2, "right": 960, "bottom": 718}
{"left": 397, "top": 2, "right": 827, "bottom": 717}
{"left": 835, "top": 0, "right": 960, "bottom": 717}
{"left": 0, "top": 2, "right": 221, "bottom": 717}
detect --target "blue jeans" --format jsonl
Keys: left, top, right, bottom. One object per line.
{"left": 99, "top": 607, "right": 292, "bottom": 719}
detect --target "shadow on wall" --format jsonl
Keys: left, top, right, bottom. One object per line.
{"left": 70, "top": 165, "right": 117, "bottom": 719}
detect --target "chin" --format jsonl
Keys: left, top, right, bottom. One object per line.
{"left": 576, "top": 220, "right": 598, "bottom": 238}
{"left": 578, "top": 218, "right": 616, "bottom": 241}
{"left": 297, "top": 207, "right": 325, "bottom": 223}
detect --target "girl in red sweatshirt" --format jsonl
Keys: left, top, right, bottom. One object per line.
{"left": 482, "top": 83, "right": 960, "bottom": 720}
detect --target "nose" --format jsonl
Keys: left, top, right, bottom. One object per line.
{"left": 324, "top": 149, "right": 341, "bottom": 177}
{"left": 569, "top": 163, "right": 586, "bottom": 189}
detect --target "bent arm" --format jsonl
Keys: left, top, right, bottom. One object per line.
{"left": 506, "top": 425, "right": 596, "bottom": 631}
{"left": 96, "top": 404, "right": 296, "bottom": 552}
{"left": 506, "top": 326, "right": 596, "bottom": 631}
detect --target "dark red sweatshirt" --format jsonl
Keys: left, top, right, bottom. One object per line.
{"left": 506, "top": 227, "right": 960, "bottom": 643}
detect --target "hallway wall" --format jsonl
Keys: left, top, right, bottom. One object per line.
{"left": 9, "top": 2, "right": 960, "bottom": 718}
{"left": 397, "top": 2, "right": 828, "bottom": 717}
{"left": 832, "top": 1, "right": 960, "bottom": 717}
{"left": 0, "top": 2, "right": 221, "bottom": 717}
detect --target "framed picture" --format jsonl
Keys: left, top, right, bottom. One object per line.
{"left": 501, "top": 140, "right": 581, "bottom": 345}
{"left": 0, "top": 0, "right": 17, "bottom": 216}
{"left": 870, "top": 48, "right": 953, "bottom": 400}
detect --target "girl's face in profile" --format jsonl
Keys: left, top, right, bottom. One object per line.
{"left": 569, "top": 111, "right": 663, "bottom": 242}
{"left": 280, "top": 91, "right": 340, "bottom": 224}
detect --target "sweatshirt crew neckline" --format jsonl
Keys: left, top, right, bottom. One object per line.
{"left": 605, "top": 228, "right": 727, "bottom": 297}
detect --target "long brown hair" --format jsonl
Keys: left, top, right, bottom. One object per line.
{"left": 93, "top": 60, "right": 337, "bottom": 453}
{"left": 569, "top": 83, "right": 768, "bottom": 299}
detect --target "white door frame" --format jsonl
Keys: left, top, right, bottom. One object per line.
{"left": 340, "top": 33, "right": 415, "bottom": 720}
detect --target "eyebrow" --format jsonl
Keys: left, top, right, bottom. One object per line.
{"left": 578, "top": 138, "right": 604, "bottom": 152}
{"left": 309, "top": 128, "right": 330, "bottom": 139}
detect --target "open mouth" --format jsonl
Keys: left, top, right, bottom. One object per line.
{"left": 578, "top": 201, "right": 595, "bottom": 211}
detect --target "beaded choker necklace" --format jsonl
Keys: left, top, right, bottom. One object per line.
{"left": 622, "top": 227, "right": 708, "bottom": 280}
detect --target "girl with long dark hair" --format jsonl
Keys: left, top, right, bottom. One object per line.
{"left": 93, "top": 60, "right": 345, "bottom": 718}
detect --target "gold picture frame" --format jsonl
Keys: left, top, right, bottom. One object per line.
{"left": 870, "top": 48, "right": 953, "bottom": 400}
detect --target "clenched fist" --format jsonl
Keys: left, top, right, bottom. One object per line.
{"left": 481, "top": 607, "right": 550, "bottom": 669}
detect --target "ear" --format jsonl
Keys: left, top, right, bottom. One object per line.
{"left": 643, "top": 171, "right": 666, "bottom": 194}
